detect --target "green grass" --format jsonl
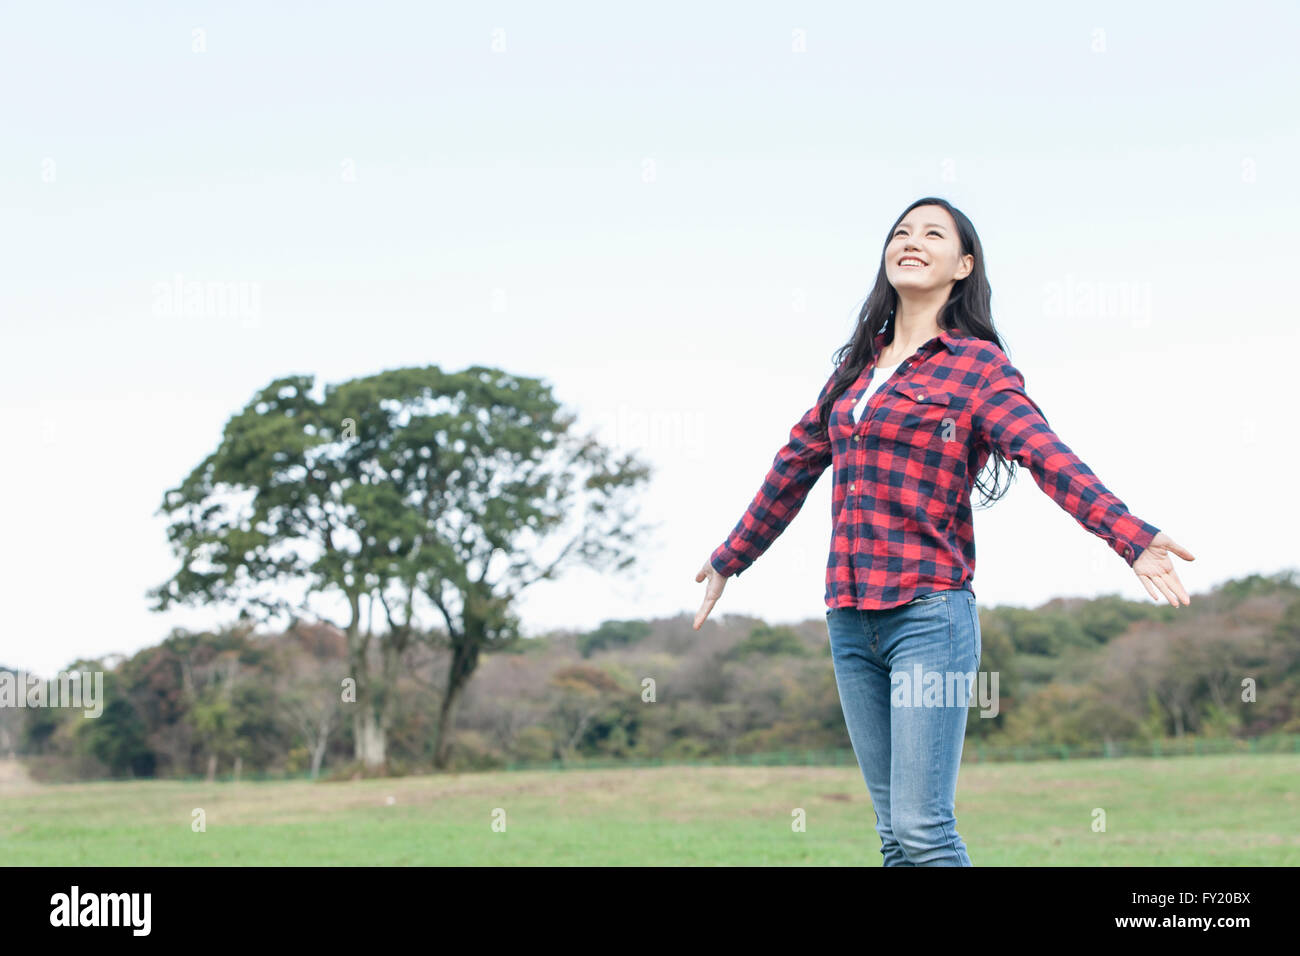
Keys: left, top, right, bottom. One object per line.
{"left": 2, "top": 754, "right": 1296, "bottom": 865}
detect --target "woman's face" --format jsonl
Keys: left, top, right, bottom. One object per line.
{"left": 884, "top": 204, "right": 973, "bottom": 293}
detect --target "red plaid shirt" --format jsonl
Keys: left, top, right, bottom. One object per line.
{"left": 710, "top": 327, "right": 1160, "bottom": 609}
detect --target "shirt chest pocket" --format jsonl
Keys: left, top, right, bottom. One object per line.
{"left": 890, "top": 386, "right": 953, "bottom": 432}
{"left": 869, "top": 386, "right": 960, "bottom": 459}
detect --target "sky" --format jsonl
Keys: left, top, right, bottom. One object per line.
{"left": 3, "top": 1, "right": 1297, "bottom": 675}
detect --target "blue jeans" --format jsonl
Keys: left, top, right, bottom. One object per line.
{"left": 825, "top": 588, "right": 981, "bottom": 866}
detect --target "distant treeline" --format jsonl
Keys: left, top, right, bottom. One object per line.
{"left": 3, "top": 571, "right": 1296, "bottom": 782}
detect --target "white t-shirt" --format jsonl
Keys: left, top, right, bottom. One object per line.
{"left": 851, "top": 362, "right": 901, "bottom": 424}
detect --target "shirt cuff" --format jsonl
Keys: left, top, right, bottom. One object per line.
{"left": 1115, "top": 515, "right": 1161, "bottom": 566}
{"left": 710, "top": 545, "right": 748, "bottom": 578}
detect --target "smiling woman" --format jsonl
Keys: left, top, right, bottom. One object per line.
{"left": 694, "top": 195, "right": 1196, "bottom": 866}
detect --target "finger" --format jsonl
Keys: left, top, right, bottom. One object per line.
{"left": 1151, "top": 574, "right": 1179, "bottom": 607}
{"left": 1155, "top": 569, "right": 1190, "bottom": 606}
{"left": 695, "top": 598, "right": 715, "bottom": 630}
{"left": 1163, "top": 569, "right": 1191, "bottom": 605}
{"left": 1137, "top": 573, "right": 1161, "bottom": 602}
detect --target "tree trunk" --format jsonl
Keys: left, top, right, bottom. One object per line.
{"left": 432, "top": 629, "right": 482, "bottom": 769}
{"left": 310, "top": 716, "right": 331, "bottom": 779}
{"left": 354, "top": 707, "right": 387, "bottom": 768}
{"left": 346, "top": 591, "right": 390, "bottom": 768}
{"left": 205, "top": 753, "right": 217, "bottom": 782}
{"left": 433, "top": 682, "right": 463, "bottom": 770}
{"left": 352, "top": 636, "right": 402, "bottom": 770}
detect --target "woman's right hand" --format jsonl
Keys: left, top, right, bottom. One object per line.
{"left": 693, "top": 560, "right": 728, "bottom": 630}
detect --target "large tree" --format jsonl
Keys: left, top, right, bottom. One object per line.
{"left": 150, "top": 365, "right": 652, "bottom": 769}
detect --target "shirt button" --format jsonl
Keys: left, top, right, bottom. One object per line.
{"left": 849, "top": 484, "right": 855, "bottom": 492}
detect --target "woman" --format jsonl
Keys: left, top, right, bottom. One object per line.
{"left": 692, "top": 197, "right": 1194, "bottom": 866}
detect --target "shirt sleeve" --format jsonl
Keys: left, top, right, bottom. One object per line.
{"left": 709, "top": 365, "right": 839, "bottom": 578}
{"left": 970, "top": 355, "right": 1160, "bottom": 567}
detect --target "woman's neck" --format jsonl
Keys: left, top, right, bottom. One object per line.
{"left": 880, "top": 315, "right": 943, "bottom": 365}
{"left": 890, "top": 295, "right": 947, "bottom": 353}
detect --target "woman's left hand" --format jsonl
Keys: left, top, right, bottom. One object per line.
{"left": 1133, "top": 531, "right": 1195, "bottom": 606}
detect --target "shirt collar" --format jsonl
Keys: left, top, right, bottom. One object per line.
{"left": 871, "top": 325, "right": 962, "bottom": 355}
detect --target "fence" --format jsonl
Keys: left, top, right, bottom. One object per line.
{"left": 52, "top": 731, "right": 1299, "bottom": 783}
{"left": 501, "top": 731, "right": 1300, "bottom": 773}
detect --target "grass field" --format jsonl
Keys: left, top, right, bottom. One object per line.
{"left": 2, "top": 754, "right": 1296, "bottom": 865}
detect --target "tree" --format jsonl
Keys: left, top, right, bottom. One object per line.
{"left": 273, "top": 624, "right": 349, "bottom": 779}
{"left": 546, "top": 665, "right": 623, "bottom": 761}
{"left": 725, "top": 624, "right": 810, "bottom": 659}
{"left": 150, "top": 365, "right": 652, "bottom": 769}
{"left": 577, "top": 619, "right": 652, "bottom": 658}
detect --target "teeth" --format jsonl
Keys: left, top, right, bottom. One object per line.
{"left": 900, "top": 259, "right": 925, "bottom": 266}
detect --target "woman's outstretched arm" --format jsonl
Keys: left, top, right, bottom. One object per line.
{"left": 971, "top": 354, "right": 1193, "bottom": 605}
{"left": 695, "top": 364, "right": 840, "bottom": 629}
{"left": 708, "top": 364, "right": 839, "bottom": 579}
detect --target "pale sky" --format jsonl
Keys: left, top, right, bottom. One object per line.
{"left": 3, "top": 1, "right": 1297, "bottom": 675}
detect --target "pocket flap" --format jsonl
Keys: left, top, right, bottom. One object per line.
{"left": 900, "top": 387, "right": 950, "bottom": 405}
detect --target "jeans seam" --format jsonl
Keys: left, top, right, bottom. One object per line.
{"left": 940, "top": 596, "right": 967, "bottom": 862}
{"left": 863, "top": 611, "right": 878, "bottom": 655}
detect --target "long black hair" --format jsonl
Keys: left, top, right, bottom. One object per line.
{"left": 816, "top": 196, "right": 1015, "bottom": 508}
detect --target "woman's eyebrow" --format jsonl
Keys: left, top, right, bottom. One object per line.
{"left": 897, "top": 223, "right": 946, "bottom": 230}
